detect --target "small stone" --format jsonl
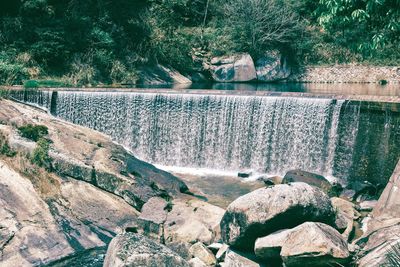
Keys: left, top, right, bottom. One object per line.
{"left": 224, "top": 249, "right": 260, "bottom": 267}
{"left": 216, "top": 244, "right": 229, "bottom": 262}
{"left": 359, "top": 200, "right": 378, "bottom": 212}
{"left": 189, "top": 242, "right": 216, "bottom": 266}
{"left": 188, "top": 257, "right": 207, "bottom": 267}
{"left": 207, "top": 243, "right": 223, "bottom": 254}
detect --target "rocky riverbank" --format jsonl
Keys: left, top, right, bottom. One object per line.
{"left": 0, "top": 98, "right": 399, "bottom": 267}
{"left": 101, "top": 165, "right": 400, "bottom": 267}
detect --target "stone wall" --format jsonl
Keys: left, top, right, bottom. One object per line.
{"left": 288, "top": 66, "right": 400, "bottom": 83}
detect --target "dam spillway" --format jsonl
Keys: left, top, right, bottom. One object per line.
{"left": 10, "top": 89, "right": 400, "bottom": 185}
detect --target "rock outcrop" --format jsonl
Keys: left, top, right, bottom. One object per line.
{"left": 137, "top": 64, "right": 192, "bottom": 85}
{"left": 0, "top": 99, "right": 189, "bottom": 212}
{"left": 356, "top": 160, "right": 400, "bottom": 267}
{"left": 255, "top": 51, "right": 291, "bottom": 82}
{"left": 0, "top": 99, "right": 191, "bottom": 266}
{"left": 220, "top": 183, "right": 335, "bottom": 250}
{"left": 103, "top": 233, "right": 190, "bottom": 267}
{"left": 209, "top": 54, "right": 257, "bottom": 82}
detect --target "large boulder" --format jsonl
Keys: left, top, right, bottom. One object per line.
{"left": 255, "top": 51, "right": 291, "bottom": 82}
{"left": 356, "top": 160, "right": 400, "bottom": 267}
{"left": 282, "top": 169, "right": 332, "bottom": 192}
{"left": 210, "top": 54, "right": 257, "bottom": 82}
{"left": 255, "top": 222, "right": 350, "bottom": 266}
{"left": 164, "top": 197, "right": 225, "bottom": 246}
{"left": 220, "top": 183, "right": 335, "bottom": 250}
{"left": 103, "top": 233, "right": 190, "bottom": 267}
{"left": 281, "top": 222, "right": 350, "bottom": 267}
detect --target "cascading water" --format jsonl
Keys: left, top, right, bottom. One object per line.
{"left": 48, "top": 91, "right": 351, "bottom": 180}
{"left": 10, "top": 89, "right": 400, "bottom": 184}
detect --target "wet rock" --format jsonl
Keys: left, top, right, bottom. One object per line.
{"left": 210, "top": 54, "right": 257, "bottom": 82}
{"left": 282, "top": 170, "right": 332, "bottom": 192}
{"left": 189, "top": 242, "right": 216, "bottom": 266}
{"left": 223, "top": 249, "right": 261, "bottom": 267}
{"left": 281, "top": 222, "right": 350, "bottom": 267}
{"left": 220, "top": 183, "right": 335, "bottom": 250}
{"left": 238, "top": 171, "right": 252, "bottom": 178}
{"left": 255, "top": 51, "right": 291, "bottom": 82}
{"left": 103, "top": 233, "right": 190, "bottom": 267}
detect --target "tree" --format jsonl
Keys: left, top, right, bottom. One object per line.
{"left": 317, "top": 0, "right": 400, "bottom": 53}
{"left": 223, "top": 0, "right": 304, "bottom": 57}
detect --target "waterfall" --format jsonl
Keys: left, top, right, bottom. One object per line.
{"left": 49, "top": 91, "right": 349, "bottom": 179}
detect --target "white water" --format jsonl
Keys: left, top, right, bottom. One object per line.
{"left": 50, "top": 91, "right": 352, "bottom": 179}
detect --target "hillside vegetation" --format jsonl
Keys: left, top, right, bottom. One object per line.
{"left": 0, "top": 0, "right": 399, "bottom": 86}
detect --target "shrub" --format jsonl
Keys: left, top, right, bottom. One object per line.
{"left": 18, "top": 124, "right": 48, "bottom": 142}
{"left": 31, "top": 137, "right": 52, "bottom": 170}
{"left": 0, "top": 133, "right": 16, "bottom": 157}
{"left": 110, "top": 60, "right": 138, "bottom": 85}
{"left": 24, "top": 79, "right": 39, "bottom": 89}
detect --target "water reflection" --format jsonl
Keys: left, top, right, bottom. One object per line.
{"left": 137, "top": 82, "right": 400, "bottom": 97}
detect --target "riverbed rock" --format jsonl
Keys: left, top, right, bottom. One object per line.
{"left": 255, "top": 51, "right": 291, "bottom": 82}
{"left": 210, "top": 54, "right": 257, "bottom": 82}
{"left": 164, "top": 197, "right": 225, "bottom": 246}
{"left": 216, "top": 244, "right": 229, "bottom": 262}
{"left": 282, "top": 169, "right": 332, "bottom": 192}
{"left": 281, "top": 222, "right": 350, "bottom": 267}
{"left": 254, "top": 229, "right": 291, "bottom": 260}
{"left": 331, "top": 197, "right": 360, "bottom": 240}
{"left": 188, "top": 257, "right": 207, "bottom": 267}
{"left": 189, "top": 242, "right": 216, "bottom": 266}
{"left": 138, "top": 196, "right": 169, "bottom": 241}
{"left": 220, "top": 183, "right": 335, "bottom": 250}
{"left": 103, "top": 233, "right": 190, "bottom": 267}
{"left": 356, "top": 160, "right": 400, "bottom": 267}
{"left": 223, "top": 249, "right": 261, "bottom": 267}
{"left": 359, "top": 200, "right": 378, "bottom": 211}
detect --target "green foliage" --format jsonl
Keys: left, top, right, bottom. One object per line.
{"left": 223, "top": 0, "right": 303, "bottom": 57}
{"left": 0, "top": 0, "right": 398, "bottom": 83}
{"left": 24, "top": 80, "right": 39, "bottom": 89}
{"left": 0, "top": 133, "right": 16, "bottom": 157}
{"left": 31, "top": 137, "right": 52, "bottom": 170}
{"left": 316, "top": 0, "right": 400, "bottom": 56}
{"left": 18, "top": 124, "right": 48, "bottom": 142}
